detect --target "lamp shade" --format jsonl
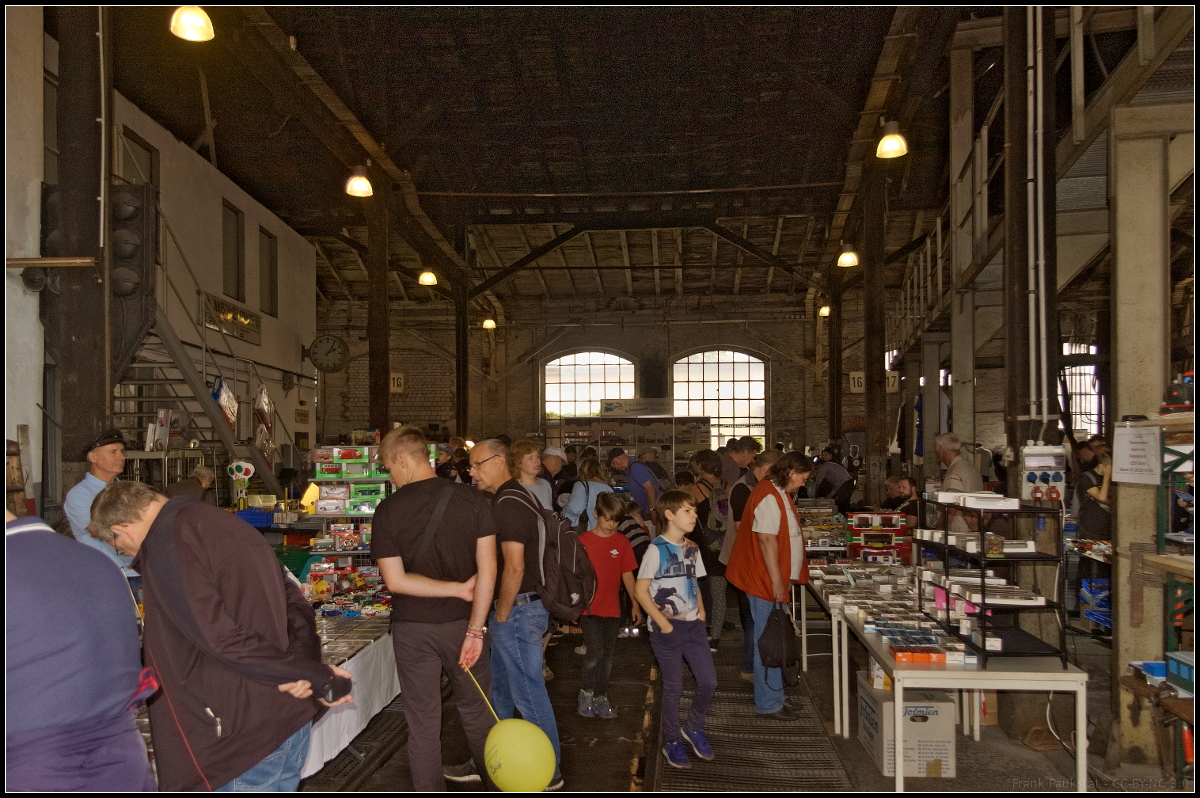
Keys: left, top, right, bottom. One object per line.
{"left": 876, "top": 120, "right": 908, "bottom": 158}
{"left": 419, "top": 271, "right": 438, "bottom": 286}
{"left": 482, "top": 318, "right": 497, "bottom": 329}
{"left": 837, "top": 248, "right": 858, "bottom": 268}
{"left": 170, "top": 6, "right": 215, "bottom": 42}
{"left": 819, "top": 305, "right": 831, "bottom": 317}
{"left": 345, "top": 166, "right": 373, "bottom": 197}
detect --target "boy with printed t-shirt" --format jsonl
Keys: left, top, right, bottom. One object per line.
{"left": 634, "top": 490, "right": 718, "bottom": 770}
{"left": 577, "top": 492, "right": 643, "bottom": 719}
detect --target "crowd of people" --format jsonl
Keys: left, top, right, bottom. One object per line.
{"left": 14, "top": 424, "right": 1114, "bottom": 790}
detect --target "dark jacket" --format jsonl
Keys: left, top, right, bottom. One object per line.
{"left": 136, "top": 497, "right": 327, "bottom": 791}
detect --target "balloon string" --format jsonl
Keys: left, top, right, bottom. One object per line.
{"left": 463, "top": 663, "right": 501, "bottom": 723}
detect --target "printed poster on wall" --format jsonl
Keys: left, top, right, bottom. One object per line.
{"left": 1112, "top": 424, "right": 1161, "bottom": 484}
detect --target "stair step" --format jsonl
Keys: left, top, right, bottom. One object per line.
{"left": 120, "top": 379, "right": 190, "bottom": 385}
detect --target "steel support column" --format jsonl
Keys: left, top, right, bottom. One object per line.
{"left": 1002, "top": 8, "right": 1033, "bottom": 494}
{"left": 863, "top": 174, "right": 888, "bottom": 506}
{"left": 454, "top": 287, "right": 470, "bottom": 437}
{"left": 827, "top": 270, "right": 843, "bottom": 443}
{"left": 366, "top": 176, "right": 390, "bottom": 432}
{"left": 920, "top": 336, "right": 946, "bottom": 487}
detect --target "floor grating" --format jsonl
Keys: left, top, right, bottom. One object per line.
{"left": 659, "top": 689, "right": 852, "bottom": 791}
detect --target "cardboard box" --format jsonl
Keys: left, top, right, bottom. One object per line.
{"left": 857, "top": 671, "right": 956, "bottom": 777}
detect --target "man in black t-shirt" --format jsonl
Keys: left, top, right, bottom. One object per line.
{"left": 465, "top": 438, "right": 564, "bottom": 790}
{"left": 372, "top": 426, "right": 497, "bottom": 791}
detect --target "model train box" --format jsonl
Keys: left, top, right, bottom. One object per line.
{"left": 857, "top": 671, "right": 956, "bottom": 777}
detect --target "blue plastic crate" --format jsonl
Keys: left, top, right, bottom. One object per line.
{"left": 1082, "top": 608, "right": 1112, "bottom": 628}
{"left": 235, "top": 508, "right": 274, "bottom": 527}
{"left": 1080, "top": 578, "right": 1111, "bottom": 609}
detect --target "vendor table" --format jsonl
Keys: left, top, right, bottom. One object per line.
{"left": 830, "top": 605, "right": 1089, "bottom": 792}
{"left": 301, "top": 618, "right": 401, "bottom": 779}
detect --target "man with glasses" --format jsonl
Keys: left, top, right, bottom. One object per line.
{"left": 63, "top": 429, "right": 140, "bottom": 598}
{"left": 445, "top": 439, "right": 564, "bottom": 791}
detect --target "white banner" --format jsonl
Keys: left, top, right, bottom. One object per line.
{"left": 600, "top": 398, "right": 673, "bottom": 416}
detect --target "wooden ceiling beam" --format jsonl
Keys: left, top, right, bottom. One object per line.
{"left": 550, "top": 225, "right": 577, "bottom": 297}
{"left": 583, "top": 232, "right": 604, "bottom": 297}
{"left": 701, "top": 222, "right": 825, "bottom": 293}
{"left": 468, "top": 226, "right": 584, "bottom": 299}
{"left": 765, "top": 216, "right": 784, "bottom": 294}
{"left": 651, "top": 230, "right": 662, "bottom": 298}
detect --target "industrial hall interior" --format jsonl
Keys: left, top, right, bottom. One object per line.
{"left": 4, "top": 5, "right": 1194, "bottom": 794}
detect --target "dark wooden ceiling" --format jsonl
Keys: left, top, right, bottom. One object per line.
{"left": 106, "top": 6, "right": 989, "bottom": 308}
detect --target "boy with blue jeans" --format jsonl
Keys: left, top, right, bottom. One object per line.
{"left": 634, "top": 490, "right": 718, "bottom": 769}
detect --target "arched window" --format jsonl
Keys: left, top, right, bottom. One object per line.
{"left": 545, "top": 352, "right": 635, "bottom": 418}
{"left": 673, "top": 350, "right": 766, "bottom": 443}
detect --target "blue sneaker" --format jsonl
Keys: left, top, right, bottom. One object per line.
{"left": 577, "top": 689, "right": 595, "bottom": 718}
{"left": 663, "top": 739, "right": 691, "bottom": 769}
{"left": 682, "top": 725, "right": 715, "bottom": 761}
{"left": 593, "top": 695, "right": 616, "bottom": 719}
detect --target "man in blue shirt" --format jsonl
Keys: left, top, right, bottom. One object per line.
{"left": 63, "top": 429, "right": 139, "bottom": 596}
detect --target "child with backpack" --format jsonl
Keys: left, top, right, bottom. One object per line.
{"left": 577, "top": 492, "right": 642, "bottom": 719}
{"left": 634, "top": 489, "right": 718, "bottom": 770}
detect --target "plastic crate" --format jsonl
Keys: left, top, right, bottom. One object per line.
{"left": 1080, "top": 578, "right": 1111, "bottom": 609}
{"left": 1082, "top": 608, "right": 1112, "bottom": 628}
{"left": 235, "top": 508, "right": 274, "bottom": 528}
{"left": 275, "top": 546, "right": 319, "bottom": 578}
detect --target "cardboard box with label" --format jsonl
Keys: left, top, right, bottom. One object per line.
{"left": 857, "top": 671, "right": 956, "bottom": 777}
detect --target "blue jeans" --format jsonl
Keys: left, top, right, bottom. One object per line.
{"left": 214, "top": 722, "right": 310, "bottom": 791}
{"left": 748, "top": 595, "right": 786, "bottom": 714}
{"left": 648, "top": 618, "right": 717, "bottom": 744}
{"left": 489, "top": 600, "right": 561, "bottom": 774}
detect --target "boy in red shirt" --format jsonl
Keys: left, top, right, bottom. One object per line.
{"left": 578, "top": 492, "right": 643, "bottom": 718}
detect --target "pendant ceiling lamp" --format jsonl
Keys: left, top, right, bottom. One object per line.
{"left": 170, "top": 6, "right": 215, "bottom": 42}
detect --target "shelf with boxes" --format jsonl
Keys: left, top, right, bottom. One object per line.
{"left": 914, "top": 497, "right": 1068, "bottom": 669}
{"left": 310, "top": 445, "right": 392, "bottom": 517}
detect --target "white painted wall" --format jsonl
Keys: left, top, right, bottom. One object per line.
{"left": 4, "top": 7, "right": 46, "bottom": 499}
{"left": 112, "top": 93, "right": 318, "bottom": 451}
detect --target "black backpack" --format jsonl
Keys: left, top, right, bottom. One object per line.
{"left": 496, "top": 486, "right": 598, "bottom": 621}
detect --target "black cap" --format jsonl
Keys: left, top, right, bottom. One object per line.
{"left": 607, "top": 447, "right": 627, "bottom": 466}
{"left": 85, "top": 428, "right": 127, "bottom": 457}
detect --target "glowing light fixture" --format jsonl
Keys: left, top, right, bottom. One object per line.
{"left": 419, "top": 271, "right": 438, "bottom": 286}
{"left": 819, "top": 305, "right": 831, "bottom": 317}
{"left": 465, "top": 440, "right": 475, "bottom": 448}
{"left": 482, "top": 318, "right": 496, "bottom": 329}
{"left": 837, "top": 246, "right": 858, "bottom": 268}
{"left": 345, "top": 166, "right": 373, "bottom": 197}
{"left": 876, "top": 120, "right": 909, "bottom": 159}
{"left": 170, "top": 6, "right": 215, "bottom": 42}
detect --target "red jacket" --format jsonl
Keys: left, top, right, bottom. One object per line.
{"left": 136, "top": 500, "right": 325, "bottom": 791}
{"left": 725, "top": 478, "right": 807, "bottom": 601}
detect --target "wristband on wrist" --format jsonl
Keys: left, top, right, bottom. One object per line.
{"left": 468, "top": 624, "right": 487, "bottom": 633}
{"left": 465, "top": 630, "right": 484, "bottom": 640}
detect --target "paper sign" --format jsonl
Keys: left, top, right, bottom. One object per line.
{"left": 1112, "top": 425, "right": 1161, "bottom": 484}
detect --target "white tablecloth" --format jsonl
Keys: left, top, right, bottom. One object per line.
{"left": 301, "top": 632, "right": 401, "bottom": 778}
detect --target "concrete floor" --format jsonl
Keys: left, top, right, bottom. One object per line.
{"left": 304, "top": 594, "right": 1181, "bottom": 792}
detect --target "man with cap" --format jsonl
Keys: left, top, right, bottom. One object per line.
{"left": 539, "top": 446, "right": 568, "bottom": 493}
{"left": 63, "top": 428, "right": 140, "bottom": 597}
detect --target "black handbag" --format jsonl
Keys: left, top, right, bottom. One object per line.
{"left": 757, "top": 603, "right": 800, "bottom": 687}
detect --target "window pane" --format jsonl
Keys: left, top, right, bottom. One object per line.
{"left": 733, "top": 382, "right": 749, "bottom": 399}
{"left": 259, "top": 228, "right": 277, "bottom": 317}
{"left": 734, "top": 362, "right": 749, "bottom": 380}
{"left": 749, "top": 362, "right": 764, "bottom": 381}
{"left": 560, "top": 365, "right": 575, "bottom": 382}
{"left": 545, "top": 365, "right": 560, "bottom": 383}
{"left": 703, "top": 363, "right": 717, "bottom": 381}
{"left": 675, "top": 400, "right": 688, "bottom": 416}
{"left": 718, "top": 362, "right": 733, "bottom": 381}
{"left": 620, "top": 383, "right": 635, "bottom": 399}
{"left": 621, "top": 364, "right": 634, "bottom": 382}
{"left": 222, "top": 202, "right": 244, "bottom": 302}
{"left": 750, "top": 383, "right": 765, "bottom": 399}
{"left": 674, "top": 363, "right": 688, "bottom": 381}
{"left": 704, "top": 382, "right": 719, "bottom": 399}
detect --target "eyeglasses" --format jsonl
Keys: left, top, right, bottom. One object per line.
{"left": 468, "top": 454, "right": 502, "bottom": 471}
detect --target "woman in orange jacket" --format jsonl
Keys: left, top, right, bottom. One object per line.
{"left": 725, "top": 452, "right": 812, "bottom": 719}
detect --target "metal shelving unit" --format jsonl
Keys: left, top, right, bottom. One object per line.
{"left": 916, "top": 498, "right": 1068, "bottom": 669}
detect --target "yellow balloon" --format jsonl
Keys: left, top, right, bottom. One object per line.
{"left": 484, "top": 718, "right": 555, "bottom": 792}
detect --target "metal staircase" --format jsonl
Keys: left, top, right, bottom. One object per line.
{"left": 112, "top": 304, "right": 283, "bottom": 498}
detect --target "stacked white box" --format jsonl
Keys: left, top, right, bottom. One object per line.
{"left": 856, "top": 671, "right": 956, "bottom": 777}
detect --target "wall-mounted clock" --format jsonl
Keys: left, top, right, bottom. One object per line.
{"left": 306, "top": 334, "right": 348, "bottom": 372}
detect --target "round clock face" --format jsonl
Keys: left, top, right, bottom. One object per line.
{"left": 309, "top": 335, "right": 348, "bottom": 372}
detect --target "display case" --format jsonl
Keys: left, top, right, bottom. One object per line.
{"left": 913, "top": 498, "right": 1068, "bottom": 669}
